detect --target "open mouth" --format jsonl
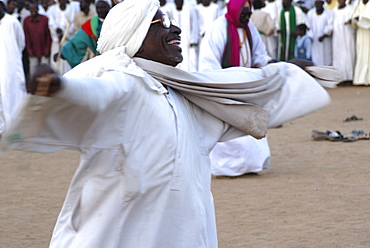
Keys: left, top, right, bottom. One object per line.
{"left": 167, "top": 39, "right": 181, "bottom": 47}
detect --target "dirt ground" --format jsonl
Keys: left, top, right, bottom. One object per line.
{"left": 1, "top": 86, "right": 369, "bottom": 248}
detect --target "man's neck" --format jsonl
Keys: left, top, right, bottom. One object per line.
{"left": 31, "top": 14, "right": 39, "bottom": 21}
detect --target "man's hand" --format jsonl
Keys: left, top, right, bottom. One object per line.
{"left": 318, "top": 34, "right": 327, "bottom": 42}
{"left": 56, "top": 28, "right": 63, "bottom": 41}
{"left": 29, "top": 64, "right": 62, "bottom": 97}
{"left": 53, "top": 53, "right": 60, "bottom": 62}
{"left": 290, "top": 30, "right": 298, "bottom": 38}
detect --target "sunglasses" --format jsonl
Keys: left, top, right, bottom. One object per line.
{"left": 150, "top": 14, "right": 177, "bottom": 29}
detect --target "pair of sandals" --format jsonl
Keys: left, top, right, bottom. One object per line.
{"left": 311, "top": 130, "right": 357, "bottom": 142}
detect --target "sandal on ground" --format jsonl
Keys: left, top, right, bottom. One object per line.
{"left": 343, "top": 115, "right": 364, "bottom": 122}
{"left": 311, "top": 130, "right": 332, "bottom": 140}
{"left": 215, "top": 172, "right": 259, "bottom": 179}
{"left": 341, "top": 135, "right": 357, "bottom": 142}
{"left": 328, "top": 131, "right": 357, "bottom": 142}
{"left": 348, "top": 130, "right": 370, "bottom": 140}
{"left": 328, "top": 131, "right": 344, "bottom": 141}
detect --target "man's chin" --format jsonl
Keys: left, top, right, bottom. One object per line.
{"left": 167, "top": 54, "right": 183, "bottom": 67}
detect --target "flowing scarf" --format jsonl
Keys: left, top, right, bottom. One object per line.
{"left": 279, "top": 5, "right": 296, "bottom": 61}
{"left": 132, "top": 58, "right": 287, "bottom": 138}
{"left": 222, "top": 0, "right": 253, "bottom": 68}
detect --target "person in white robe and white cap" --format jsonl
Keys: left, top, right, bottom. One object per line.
{"left": 0, "top": 0, "right": 27, "bottom": 135}
{"left": 1, "top": 0, "right": 330, "bottom": 247}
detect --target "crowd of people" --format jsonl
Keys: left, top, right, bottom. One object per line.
{"left": 1, "top": 0, "right": 369, "bottom": 83}
{"left": 158, "top": 0, "right": 369, "bottom": 86}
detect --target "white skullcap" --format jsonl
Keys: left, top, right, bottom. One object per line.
{"left": 97, "top": 0, "right": 160, "bottom": 57}
{"left": 95, "top": 0, "right": 112, "bottom": 7}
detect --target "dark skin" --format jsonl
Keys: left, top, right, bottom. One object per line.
{"left": 282, "top": 0, "right": 292, "bottom": 11}
{"left": 315, "top": 0, "right": 324, "bottom": 15}
{"left": 31, "top": 9, "right": 183, "bottom": 96}
{"left": 174, "top": 0, "right": 183, "bottom": 11}
{"left": 6, "top": 0, "right": 18, "bottom": 14}
{"left": 0, "top": 1, "right": 5, "bottom": 19}
{"left": 202, "top": 0, "right": 212, "bottom": 7}
{"left": 239, "top": 4, "right": 252, "bottom": 25}
{"left": 79, "top": 0, "right": 91, "bottom": 16}
{"left": 96, "top": 0, "right": 110, "bottom": 19}
{"left": 29, "top": 4, "right": 39, "bottom": 22}
{"left": 135, "top": 9, "right": 183, "bottom": 66}
{"left": 337, "top": 0, "right": 346, "bottom": 8}
{"left": 40, "top": 0, "right": 50, "bottom": 11}
{"left": 253, "top": 0, "right": 266, "bottom": 10}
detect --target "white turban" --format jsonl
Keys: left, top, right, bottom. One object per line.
{"left": 97, "top": 0, "right": 160, "bottom": 57}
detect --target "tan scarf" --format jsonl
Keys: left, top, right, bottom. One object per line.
{"left": 134, "top": 58, "right": 286, "bottom": 139}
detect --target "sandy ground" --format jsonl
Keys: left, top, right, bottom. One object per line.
{"left": 1, "top": 86, "right": 370, "bottom": 248}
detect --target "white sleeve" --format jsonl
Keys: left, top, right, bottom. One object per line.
{"left": 324, "top": 10, "right": 334, "bottom": 35}
{"left": 58, "top": 70, "right": 135, "bottom": 112}
{"left": 14, "top": 19, "right": 25, "bottom": 52}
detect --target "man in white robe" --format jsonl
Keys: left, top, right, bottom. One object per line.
{"left": 199, "top": 0, "right": 272, "bottom": 177}
{"left": 1, "top": 0, "right": 330, "bottom": 247}
{"left": 47, "top": 0, "right": 75, "bottom": 75}
{"left": 332, "top": 0, "right": 355, "bottom": 82}
{"left": 172, "top": 0, "right": 199, "bottom": 71}
{"left": 306, "top": 0, "right": 334, "bottom": 66}
{"left": 251, "top": 0, "right": 275, "bottom": 59}
{"left": 159, "top": 0, "right": 176, "bottom": 19}
{"left": 0, "top": 0, "right": 27, "bottom": 134}
{"left": 277, "top": 0, "right": 306, "bottom": 61}
{"left": 199, "top": 2, "right": 272, "bottom": 69}
{"left": 262, "top": 0, "right": 281, "bottom": 60}
{"left": 350, "top": 0, "right": 370, "bottom": 85}
{"left": 196, "top": 0, "right": 220, "bottom": 46}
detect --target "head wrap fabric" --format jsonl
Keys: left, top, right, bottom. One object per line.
{"left": 97, "top": 0, "right": 159, "bottom": 57}
{"left": 222, "top": 0, "right": 252, "bottom": 68}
